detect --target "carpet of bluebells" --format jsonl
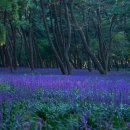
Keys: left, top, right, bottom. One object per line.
{"left": 0, "top": 68, "right": 130, "bottom": 130}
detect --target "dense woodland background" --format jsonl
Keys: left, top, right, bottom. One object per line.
{"left": 0, "top": 0, "right": 130, "bottom": 74}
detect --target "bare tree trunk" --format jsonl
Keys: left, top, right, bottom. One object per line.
{"left": 40, "top": 0, "right": 67, "bottom": 74}
{"left": 9, "top": 21, "right": 17, "bottom": 70}
{"left": 69, "top": 1, "right": 105, "bottom": 74}
{"left": 40, "top": 0, "right": 72, "bottom": 75}
{"left": 28, "top": 9, "right": 34, "bottom": 70}
{"left": 63, "top": 0, "right": 72, "bottom": 74}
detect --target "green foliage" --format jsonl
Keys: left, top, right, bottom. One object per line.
{"left": 38, "top": 38, "right": 54, "bottom": 61}
{"left": 1, "top": 101, "right": 30, "bottom": 130}
{"left": 113, "top": 32, "right": 126, "bottom": 43}
{"left": 112, "top": 31, "right": 130, "bottom": 58}
{"left": 0, "top": 84, "right": 11, "bottom": 91}
{"left": 90, "top": 39, "right": 99, "bottom": 52}
{"left": 0, "top": 0, "right": 130, "bottom": 69}
{"left": 0, "top": 0, "right": 12, "bottom": 11}
{"left": 1, "top": 84, "right": 130, "bottom": 130}
{"left": 10, "top": 1, "right": 19, "bottom": 23}
{"left": 36, "top": 102, "right": 79, "bottom": 130}
{"left": 0, "top": 0, "right": 20, "bottom": 24}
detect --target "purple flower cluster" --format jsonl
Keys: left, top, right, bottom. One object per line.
{"left": 0, "top": 69, "right": 130, "bottom": 106}
{"left": 0, "top": 68, "right": 130, "bottom": 129}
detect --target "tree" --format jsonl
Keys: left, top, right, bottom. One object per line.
{"left": 40, "top": 0, "right": 72, "bottom": 74}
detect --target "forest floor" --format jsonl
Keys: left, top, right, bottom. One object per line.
{"left": 0, "top": 68, "right": 130, "bottom": 130}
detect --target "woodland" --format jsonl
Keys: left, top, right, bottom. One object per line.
{"left": 0, "top": 0, "right": 130, "bottom": 130}
{"left": 0, "top": 0, "right": 130, "bottom": 74}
